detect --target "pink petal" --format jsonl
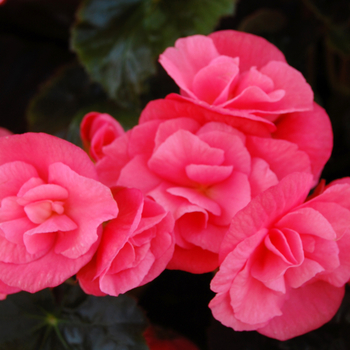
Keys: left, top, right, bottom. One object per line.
{"left": 198, "top": 130, "right": 251, "bottom": 174}
{"left": 0, "top": 238, "right": 99, "bottom": 292}
{"left": 167, "top": 186, "right": 221, "bottom": 216}
{"left": 185, "top": 164, "right": 233, "bottom": 185}
{"left": 159, "top": 35, "right": 220, "bottom": 97}
{"left": 209, "top": 30, "right": 286, "bottom": 72}
{"left": 117, "top": 155, "right": 162, "bottom": 193}
{"left": 229, "top": 265, "right": 285, "bottom": 325}
{"left": 148, "top": 130, "right": 225, "bottom": 186}
{"left": 208, "top": 171, "right": 251, "bottom": 225}
{"left": 49, "top": 162, "right": 119, "bottom": 258}
{"left": 96, "top": 132, "right": 131, "bottom": 187}
{"left": 192, "top": 56, "right": 239, "bottom": 104}
{"left": 220, "top": 173, "right": 313, "bottom": 262}
{"left": 0, "top": 133, "right": 98, "bottom": 182}
{"left": 257, "top": 281, "right": 345, "bottom": 340}
{"left": 0, "top": 217, "right": 36, "bottom": 245}
{"left": 246, "top": 136, "right": 311, "bottom": 180}
{"left": 167, "top": 245, "right": 219, "bottom": 273}
{"left": 141, "top": 96, "right": 276, "bottom": 135}
{"left": 154, "top": 117, "right": 200, "bottom": 151}
{"left": 0, "top": 161, "right": 39, "bottom": 200}
{"left": 276, "top": 207, "right": 337, "bottom": 240}
{"left": 273, "top": 103, "right": 333, "bottom": 183}
{"left": 249, "top": 158, "right": 279, "bottom": 197}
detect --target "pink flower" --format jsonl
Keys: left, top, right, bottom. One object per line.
{"left": 0, "top": 127, "right": 12, "bottom": 137}
{"left": 159, "top": 30, "right": 313, "bottom": 123}
{"left": 0, "top": 133, "right": 118, "bottom": 293}
{"left": 209, "top": 173, "right": 350, "bottom": 340}
{"left": 77, "top": 187, "right": 174, "bottom": 296}
{"left": 97, "top": 117, "right": 313, "bottom": 273}
{"left": 80, "top": 112, "right": 125, "bottom": 162}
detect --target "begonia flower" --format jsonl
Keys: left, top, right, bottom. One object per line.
{"left": 77, "top": 187, "right": 174, "bottom": 296}
{"left": 80, "top": 111, "right": 125, "bottom": 162}
{"left": 159, "top": 30, "right": 313, "bottom": 123}
{"left": 0, "top": 127, "right": 12, "bottom": 137}
{"left": 95, "top": 117, "right": 313, "bottom": 273}
{"left": 0, "top": 133, "right": 118, "bottom": 294}
{"left": 209, "top": 172, "right": 350, "bottom": 340}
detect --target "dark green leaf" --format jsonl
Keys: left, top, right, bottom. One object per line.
{"left": 27, "top": 63, "right": 139, "bottom": 144}
{"left": 0, "top": 285, "right": 149, "bottom": 350}
{"left": 71, "top": 0, "right": 236, "bottom": 107}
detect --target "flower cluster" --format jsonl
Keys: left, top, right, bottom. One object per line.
{"left": 1, "top": 30, "right": 349, "bottom": 341}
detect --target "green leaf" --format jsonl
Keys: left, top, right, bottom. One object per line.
{"left": 71, "top": 0, "right": 236, "bottom": 107}
{"left": 0, "top": 285, "right": 149, "bottom": 350}
{"left": 27, "top": 63, "right": 139, "bottom": 144}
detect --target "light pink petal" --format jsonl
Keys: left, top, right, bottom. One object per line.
{"left": 77, "top": 256, "right": 107, "bottom": 297}
{"left": 0, "top": 133, "right": 98, "bottom": 182}
{"left": 0, "top": 217, "right": 36, "bottom": 245}
{"left": 167, "top": 186, "right": 221, "bottom": 216}
{"left": 96, "top": 132, "right": 131, "bottom": 187}
{"left": 0, "top": 161, "right": 39, "bottom": 200}
{"left": 208, "top": 171, "right": 251, "bottom": 226}
{"left": 154, "top": 117, "right": 200, "bottom": 151}
{"left": 317, "top": 230, "right": 350, "bottom": 287}
{"left": 198, "top": 131, "right": 251, "bottom": 174}
{"left": 249, "top": 158, "right": 279, "bottom": 197}
{"left": 107, "top": 243, "right": 136, "bottom": 274}
{"left": 19, "top": 183, "right": 68, "bottom": 205}
{"left": 196, "top": 121, "right": 246, "bottom": 142}
{"left": 230, "top": 265, "right": 285, "bottom": 325}
{"left": 223, "top": 86, "right": 285, "bottom": 110}
{"left": 220, "top": 173, "right": 313, "bottom": 262}
{"left": 273, "top": 103, "right": 333, "bottom": 183}
{"left": 304, "top": 236, "right": 340, "bottom": 271}
{"left": 0, "top": 196, "right": 25, "bottom": 222}
{"left": 180, "top": 218, "right": 227, "bottom": 253}
{"left": 257, "top": 281, "right": 345, "bottom": 340}
{"left": 285, "top": 258, "right": 324, "bottom": 288}
{"left": 24, "top": 201, "right": 53, "bottom": 224}
{"left": 95, "top": 188, "right": 143, "bottom": 275}
{"left": 209, "top": 30, "right": 286, "bottom": 71}
{"left": 246, "top": 136, "right": 311, "bottom": 180}
{"left": 148, "top": 130, "right": 224, "bottom": 186}
{"left": 235, "top": 67, "right": 275, "bottom": 95}
{"left": 159, "top": 35, "right": 220, "bottom": 96}
{"left": 128, "top": 120, "right": 163, "bottom": 158}
{"left": 209, "top": 292, "right": 268, "bottom": 331}
{"left": 17, "top": 177, "right": 45, "bottom": 197}
{"left": 192, "top": 56, "right": 239, "bottom": 104}
{"left": 0, "top": 234, "right": 46, "bottom": 264}
{"left": 212, "top": 228, "right": 268, "bottom": 294}
{"left": 304, "top": 201, "right": 350, "bottom": 239}
{"left": 276, "top": 207, "right": 337, "bottom": 240}
{"left": 140, "top": 96, "right": 275, "bottom": 136}
{"left": 0, "top": 279, "right": 20, "bottom": 296}
{"left": 0, "top": 127, "right": 12, "bottom": 137}
{"left": 167, "top": 244, "right": 219, "bottom": 273}
{"left": 117, "top": 155, "right": 162, "bottom": 193}
{"left": 23, "top": 232, "right": 56, "bottom": 255}
{"left": 258, "top": 61, "right": 313, "bottom": 114}
{"left": 185, "top": 164, "right": 233, "bottom": 185}
{"left": 0, "top": 238, "right": 100, "bottom": 292}
{"left": 49, "top": 162, "right": 118, "bottom": 258}
{"left": 100, "top": 251, "right": 155, "bottom": 296}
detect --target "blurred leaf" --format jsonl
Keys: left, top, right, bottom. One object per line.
{"left": 71, "top": 0, "right": 235, "bottom": 107}
{"left": 238, "top": 9, "right": 286, "bottom": 35}
{"left": 0, "top": 285, "right": 149, "bottom": 350}
{"left": 27, "top": 63, "right": 139, "bottom": 144}
{"left": 303, "top": 0, "right": 350, "bottom": 56}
